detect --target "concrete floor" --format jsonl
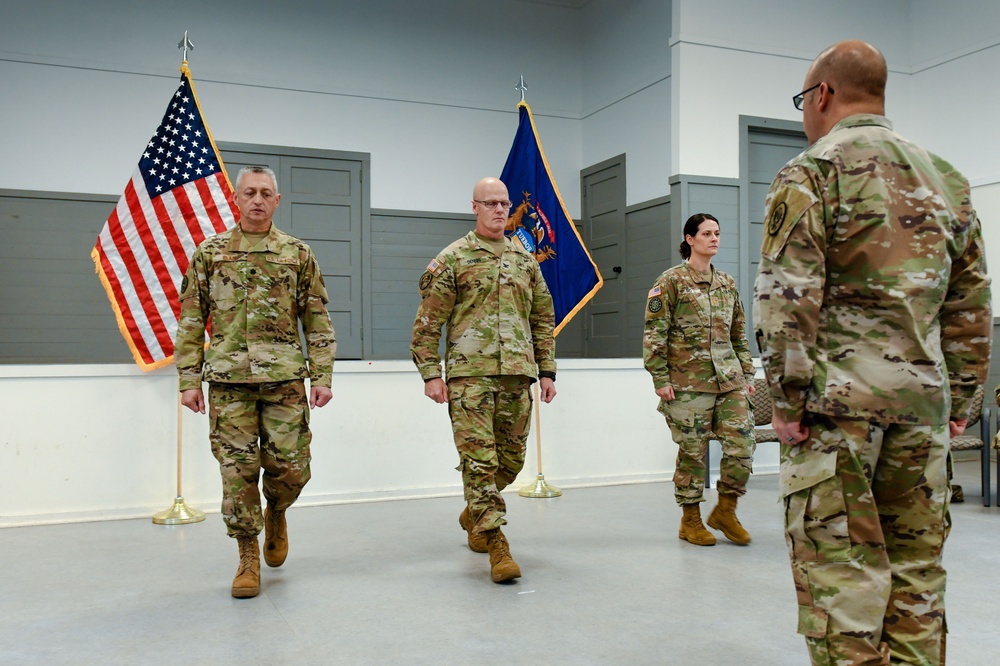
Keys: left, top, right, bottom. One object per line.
{"left": 1, "top": 460, "right": 997, "bottom": 665}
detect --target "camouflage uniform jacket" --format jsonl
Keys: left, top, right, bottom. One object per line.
{"left": 643, "top": 263, "right": 755, "bottom": 393}
{"left": 410, "top": 231, "right": 556, "bottom": 382}
{"left": 175, "top": 224, "right": 336, "bottom": 391}
{"left": 753, "top": 114, "right": 991, "bottom": 425}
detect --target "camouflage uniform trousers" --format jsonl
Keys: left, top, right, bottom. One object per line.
{"left": 782, "top": 414, "right": 950, "bottom": 666}
{"left": 659, "top": 389, "right": 754, "bottom": 505}
{"left": 447, "top": 375, "right": 533, "bottom": 534}
{"left": 208, "top": 380, "right": 312, "bottom": 538}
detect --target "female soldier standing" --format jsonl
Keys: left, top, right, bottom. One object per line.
{"left": 643, "top": 213, "right": 756, "bottom": 546}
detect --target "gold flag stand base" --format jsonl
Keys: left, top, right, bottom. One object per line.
{"left": 152, "top": 496, "right": 206, "bottom": 525}
{"left": 519, "top": 473, "right": 562, "bottom": 498}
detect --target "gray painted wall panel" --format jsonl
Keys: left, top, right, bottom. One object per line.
{"left": 368, "top": 210, "right": 473, "bottom": 360}
{"left": 0, "top": 191, "right": 132, "bottom": 364}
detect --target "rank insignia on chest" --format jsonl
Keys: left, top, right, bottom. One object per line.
{"left": 648, "top": 296, "right": 663, "bottom": 313}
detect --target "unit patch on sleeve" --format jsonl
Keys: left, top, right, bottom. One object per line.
{"left": 767, "top": 202, "right": 788, "bottom": 237}
{"left": 419, "top": 271, "right": 433, "bottom": 290}
{"left": 648, "top": 297, "right": 663, "bottom": 313}
{"left": 760, "top": 181, "right": 819, "bottom": 261}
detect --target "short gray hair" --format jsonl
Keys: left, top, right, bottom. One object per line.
{"left": 235, "top": 165, "right": 278, "bottom": 192}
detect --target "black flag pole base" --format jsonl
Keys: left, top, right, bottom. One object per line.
{"left": 519, "top": 473, "right": 562, "bottom": 498}
{"left": 152, "top": 496, "right": 206, "bottom": 525}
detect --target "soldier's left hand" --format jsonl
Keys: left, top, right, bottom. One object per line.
{"left": 310, "top": 386, "right": 333, "bottom": 409}
{"left": 539, "top": 377, "right": 556, "bottom": 403}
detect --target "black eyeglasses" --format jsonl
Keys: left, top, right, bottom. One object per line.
{"left": 792, "top": 82, "right": 834, "bottom": 110}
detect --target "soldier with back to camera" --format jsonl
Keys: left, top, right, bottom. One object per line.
{"left": 753, "top": 40, "right": 991, "bottom": 664}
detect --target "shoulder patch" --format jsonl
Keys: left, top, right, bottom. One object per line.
{"left": 426, "top": 258, "right": 443, "bottom": 275}
{"left": 648, "top": 297, "right": 663, "bottom": 313}
{"left": 767, "top": 202, "right": 787, "bottom": 237}
{"left": 180, "top": 275, "right": 189, "bottom": 295}
{"left": 760, "top": 183, "right": 818, "bottom": 261}
{"left": 419, "top": 271, "right": 433, "bottom": 290}
{"left": 648, "top": 285, "right": 661, "bottom": 298}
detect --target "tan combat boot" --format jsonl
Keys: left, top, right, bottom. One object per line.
{"left": 707, "top": 494, "right": 752, "bottom": 544}
{"left": 264, "top": 503, "right": 288, "bottom": 567}
{"left": 459, "top": 507, "right": 488, "bottom": 553}
{"left": 485, "top": 529, "right": 521, "bottom": 583}
{"left": 678, "top": 503, "right": 716, "bottom": 546}
{"left": 232, "top": 535, "right": 261, "bottom": 598}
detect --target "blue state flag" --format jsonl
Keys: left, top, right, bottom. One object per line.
{"left": 500, "top": 101, "right": 603, "bottom": 335}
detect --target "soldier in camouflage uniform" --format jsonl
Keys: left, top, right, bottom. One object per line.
{"left": 175, "top": 166, "right": 336, "bottom": 599}
{"left": 643, "top": 212, "right": 757, "bottom": 548}
{"left": 410, "top": 177, "right": 556, "bottom": 584}
{"left": 753, "top": 41, "right": 991, "bottom": 665}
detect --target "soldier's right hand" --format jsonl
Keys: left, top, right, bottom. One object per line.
{"left": 424, "top": 377, "right": 448, "bottom": 404}
{"left": 180, "top": 388, "right": 206, "bottom": 414}
{"left": 655, "top": 385, "right": 675, "bottom": 402}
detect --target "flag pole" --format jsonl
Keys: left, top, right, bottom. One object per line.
{"left": 506, "top": 76, "right": 578, "bottom": 499}
{"left": 152, "top": 32, "right": 206, "bottom": 525}
{"left": 152, "top": 381, "right": 206, "bottom": 524}
{"left": 514, "top": 74, "right": 576, "bottom": 498}
{"left": 519, "top": 381, "right": 561, "bottom": 497}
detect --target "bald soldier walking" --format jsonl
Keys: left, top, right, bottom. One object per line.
{"left": 176, "top": 166, "right": 336, "bottom": 598}
{"left": 753, "top": 41, "right": 991, "bottom": 664}
{"left": 411, "top": 177, "right": 556, "bottom": 583}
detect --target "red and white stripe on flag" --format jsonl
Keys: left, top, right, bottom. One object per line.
{"left": 92, "top": 66, "right": 237, "bottom": 370}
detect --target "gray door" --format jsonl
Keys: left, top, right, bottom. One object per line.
{"left": 581, "top": 155, "right": 627, "bottom": 357}
{"left": 280, "top": 156, "right": 363, "bottom": 360}
{"left": 221, "top": 145, "right": 366, "bottom": 359}
{"left": 746, "top": 127, "right": 808, "bottom": 352}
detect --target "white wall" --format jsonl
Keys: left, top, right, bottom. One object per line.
{"left": 908, "top": 0, "right": 1000, "bottom": 187}
{"left": 581, "top": 79, "right": 671, "bottom": 205}
{"left": 580, "top": 0, "right": 672, "bottom": 205}
{"left": 4, "top": 0, "right": 997, "bottom": 209}
{"left": 974, "top": 182, "right": 1000, "bottom": 314}
{"left": 670, "top": 0, "right": 913, "bottom": 178}
{"left": 0, "top": 0, "right": 584, "bottom": 214}
{"left": 0, "top": 361, "right": 780, "bottom": 527}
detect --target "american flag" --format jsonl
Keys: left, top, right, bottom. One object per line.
{"left": 92, "top": 66, "right": 237, "bottom": 370}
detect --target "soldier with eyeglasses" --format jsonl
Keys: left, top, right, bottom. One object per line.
{"left": 410, "top": 176, "right": 556, "bottom": 584}
{"left": 753, "top": 40, "right": 991, "bottom": 665}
